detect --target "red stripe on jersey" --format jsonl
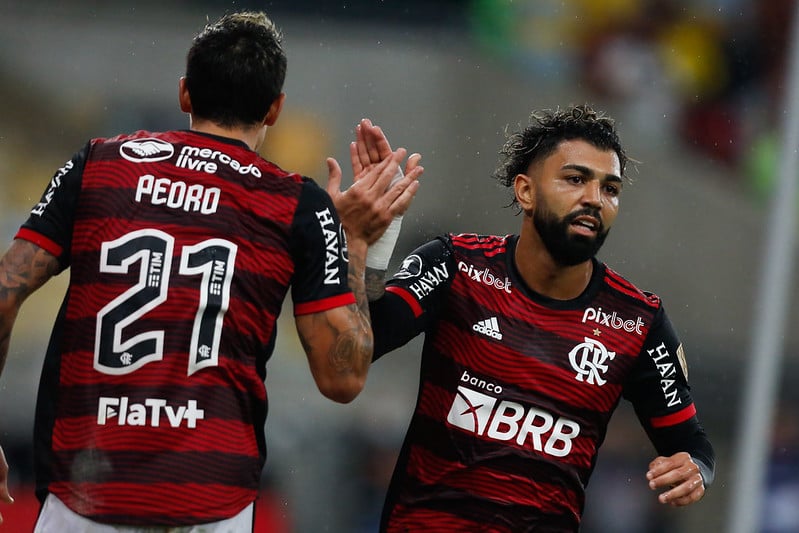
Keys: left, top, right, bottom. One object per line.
{"left": 50, "top": 481, "right": 256, "bottom": 526}
{"left": 15, "top": 227, "right": 63, "bottom": 257}
{"left": 604, "top": 268, "right": 660, "bottom": 308}
{"left": 386, "top": 285, "right": 423, "bottom": 317}
{"left": 650, "top": 403, "right": 696, "bottom": 428}
{"left": 450, "top": 233, "right": 509, "bottom": 256}
{"left": 294, "top": 292, "right": 355, "bottom": 315}
{"left": 406, "top": 445, "right": 579, "bottom": 515}
{"left": 52, "top": 418, "right": 259, "bottom": 455}
{"left": 386, "top": 505, "right": 511, "bottom": 533}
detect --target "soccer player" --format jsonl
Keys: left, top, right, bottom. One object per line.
{"left": 0, "top": 11, "right": 420, "bottom": 532}
{"left": 339, "top": 107, "right": 715, "bottom": 532}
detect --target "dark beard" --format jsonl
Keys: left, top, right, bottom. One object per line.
{"left": 533, "top": 206, "right": 609, "bottom": 266}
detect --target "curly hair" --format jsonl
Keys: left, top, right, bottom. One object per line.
{"left": 493, "top": 104, "right": 630, "bottom": 209}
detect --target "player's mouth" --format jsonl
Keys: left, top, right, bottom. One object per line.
{"left": 570, "top": 215, "right": 601, "bottom": 237}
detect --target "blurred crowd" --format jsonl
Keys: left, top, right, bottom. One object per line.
{"left": 469, "top": 0, "right": 797, "bottom": 201}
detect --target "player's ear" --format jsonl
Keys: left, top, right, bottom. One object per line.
{"left": 514, "top": 173, "right": 535, "bottom": 211}
{"left": 264, "top": 93, "right": 286, "bottom": 126}
{"left": 178, "top": 77, "right": 192, "bottom": 113}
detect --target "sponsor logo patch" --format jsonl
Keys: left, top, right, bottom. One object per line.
{"left": 581, "top": 306, "right": 645, "bottom": 335}
{"left": 120, "top": 138, "right": 175, "bottom": 163}
{"left": 447, "top": 371, "right": 581, "bottom": 458}
{"left": 394, "top": 255, "right": 424, "bottom": 280}
{"left": 473, "top": 317, "right": 503, "bottom": 340}
{"left": 647, "top": 342, "right": 683, "bottom": 407}
{"left": 31, "top": 160, "right": 73, "bottom": 216}
{"left": 458, "top": 262, "right": 512, "bottom": 293}
{"left": 315, "top": 208, "right": 343, "bottom": 285}
{"left": 98, "top": 396, "right": 204, "bottom": 428}
{"left": 175, "top": 145, "right": 262, "bottom": 177}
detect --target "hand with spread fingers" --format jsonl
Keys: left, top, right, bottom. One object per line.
{"left": 647, "top": 452, "right": 706, "bottom": 506}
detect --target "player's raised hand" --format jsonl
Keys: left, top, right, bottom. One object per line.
{"left": 327, "top": 148, "right": 421, "bottom": 246}
{"left": 0, "top": 445, "right": 14, "bottom": 525}
{"left": 646, "top": 452, "right": 706, "bottom": 506}
{"left": 350, "top": 119, "right": 422, "bottom": 180}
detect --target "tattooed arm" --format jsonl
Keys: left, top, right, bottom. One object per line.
{"left": 0, "top": 239, "right": 59, "bottom": 376}
{"left": 295, "top": 145, "right": 421, "bottom": 403}
{"left": 294, "top": 237, "right": 372, "bottom": 404}
{"left": 0, "top": 239, "right": 59, "bottom": 521}
{"left": 365, "top": 267, "right": 388, "bottom": 302}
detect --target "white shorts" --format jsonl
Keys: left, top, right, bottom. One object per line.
{"left": 34, "top": 493, "right": 254, "bottom": 533}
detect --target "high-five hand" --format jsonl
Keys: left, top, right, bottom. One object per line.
{"left": 327, "top": 147, "right": 421, "bottom": 247}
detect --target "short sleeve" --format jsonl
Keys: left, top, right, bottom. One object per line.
{"left": 16, "top": 142, "right": 89, "bottom": 270}
{"left": 289, "top": 178, "right": 355, "bottom": 315}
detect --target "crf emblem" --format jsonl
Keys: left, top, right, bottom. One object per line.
{"left": 568, "top": 337, "right": 615, "bottom": 386}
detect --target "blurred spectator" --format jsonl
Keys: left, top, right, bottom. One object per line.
{"left": 469, "top": 0, "right": 578, "bottom": 80}
{"left": 342, "top": 425, "right": 402, "bottom": 533}
{"left": 574, "top": 0, "right": 796, "bottom": 174}
{"left": 760, "top": 405, "right": 799, "bottom": 533}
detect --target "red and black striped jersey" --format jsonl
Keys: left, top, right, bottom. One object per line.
{"left": 372, "top": 233, "right": 706, "bottom": 532}
{"left": 15, "top": 130, "right": 354, "bottom": 526}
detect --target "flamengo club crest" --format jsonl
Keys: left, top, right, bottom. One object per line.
{"left": 568, "top": 337, "right": 615, "bottom": 386}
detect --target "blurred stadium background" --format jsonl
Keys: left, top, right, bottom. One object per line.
{"left": 1, "top": 0, "right": 798, "bottom": 531}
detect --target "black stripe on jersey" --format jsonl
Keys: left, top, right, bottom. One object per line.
{"left": 48, "top": 450, "right": 261, "bottom": 487}
{"left": 388, "top": 477, "right": 580, "bottom": 533}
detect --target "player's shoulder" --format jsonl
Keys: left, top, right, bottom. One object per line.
{"left": 601, "top": 263, "right": 661, "bottom": 309}
{"left": 447, "top": 232, "right": 512, "bottom": 254}
{"left": 97, "top": 130, "right": 305, "bottom": 182}
{"left": 87, "top": 130, "right": 173, "bottom": 158}
{"left": 96, "top": 129, "right": 162, "bottom": 146}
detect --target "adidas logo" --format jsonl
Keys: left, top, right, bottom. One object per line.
{"left": 472, "top": 317, "right": 503, "bottom": 340}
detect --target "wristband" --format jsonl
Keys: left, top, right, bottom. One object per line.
{"left": 366, "top": 166, "right": 404, "bottom": 270}
{"left": 367, "top": 215, "right": 402, "bottom": 270}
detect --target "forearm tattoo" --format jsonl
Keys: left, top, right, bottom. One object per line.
{"left": 340, "top": 252, "right": 372, "bottom": 373}
{"left": 365, "top": 267, "right": 387, "bottom": 301}
{"left": 0, "top": 240, "right": 59, "bottom": 375}
{"left": 328, "top": 303, "right": 371, "bottom": 375}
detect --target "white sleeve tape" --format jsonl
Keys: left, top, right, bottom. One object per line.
{"left": 366, "top": 215, "right": 402, "bottom": 270}
{"left": 365, "top": 164, "right": 404, "bottom": 270}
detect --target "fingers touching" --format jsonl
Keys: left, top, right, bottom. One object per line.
{"left": 332, "top": 118, "right": 423, "bottom": 244}
{"left": 350, "top": 118, "right": 404, "bottom": 179}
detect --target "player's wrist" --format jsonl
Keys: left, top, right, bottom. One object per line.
{"left": 366, "top": 215, "right": 402, "bottom": 270}
{"left": 366, "top": 166, "right": 404, "bottom": 271}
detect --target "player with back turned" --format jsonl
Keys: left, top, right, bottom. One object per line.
{"left": 334, "top": 107, "right": 715, "bottom": 532}
{"left": 0, "top": 11, "right": 420, "bottom": 532}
